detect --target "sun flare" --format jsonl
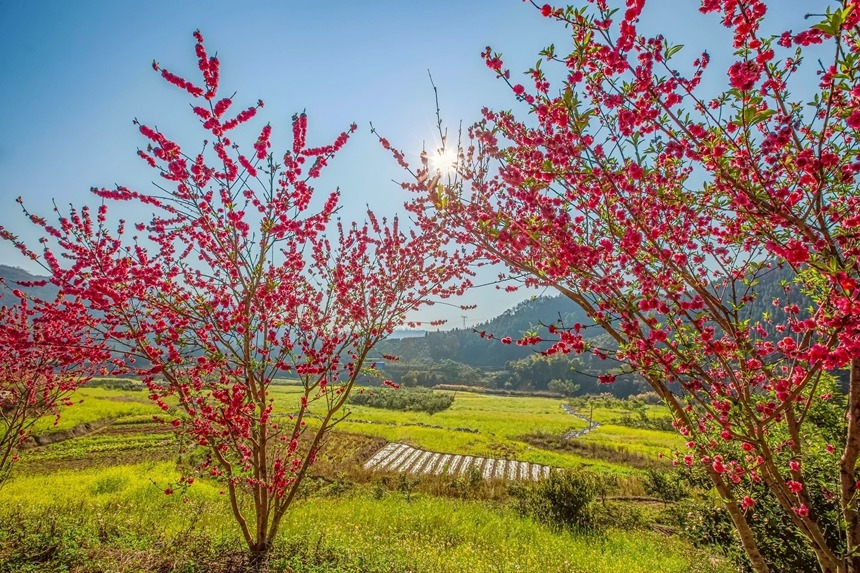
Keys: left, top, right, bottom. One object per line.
{"left": 429, "top": 146, "right": 458, "bottom": 175}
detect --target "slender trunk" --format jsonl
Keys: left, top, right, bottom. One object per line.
{"left": 0, "top": 435, "right": 15, "bottom": 487}
{"left": 706, "top": 471, "right": 771, "bottom": 573}
{"left": 247, "top": 543, "right": 271, "bottom": 573}
{"left": 658, "top": 386, "right": 770, "bottom": 572}
{"left": 552, "top": 281, "right": 771, "bottom": 570}
{"left": 758, "top": 457, "right": 841, "bottom": 572}
{"left": 783, "top": 408, "right": 843, "bottom": 572}
{"left": 841, "top": 358, "right": 860, "bottom": 573}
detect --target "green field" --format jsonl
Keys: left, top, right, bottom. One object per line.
{"left": 1, "top": 383, "right": 725, "bottom": 573}
{"left": 30, "top": 386, "right": 162, "bottom": 433}
{"left": 0, "top": 462, "right": 727, "bottom": 573}
{"left": 27, "top": 384, "right": 682, "bottom": 472}
{"left": 265, "top": 385, "right": 682, "bottom": 472}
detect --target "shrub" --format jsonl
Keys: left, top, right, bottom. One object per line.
{"left": 87, "top": 378, "right": 146, "bottom": 391}
{"left": 663, "top": 458, "right": 842, "bottom": 573}
{"left": 510, "top": 469, "right": 599, "bottom": 532}
{"left": 630, "top": 392, "right": 662, "bottom": 406}
{"left": 612, "top": 411, "right": 675, "bottom": 432}
{"left": 348, "top": 387, "right": 454, "bottom": 414}
{"left": 642, "top": 468, "right": 687, "bottom": 503}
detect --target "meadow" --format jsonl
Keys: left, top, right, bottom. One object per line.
{"left": 0, "top": 462, "right": 727, "bottom": 573}
{"left": 25, "top": 383, "right": 683, "bottom": 472}
{"left": 0, "top": 382, "right": 726, "bottom": 573}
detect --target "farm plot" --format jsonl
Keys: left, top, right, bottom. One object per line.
{"left": 363, "top": 442, "right": 552, "bottom": 481}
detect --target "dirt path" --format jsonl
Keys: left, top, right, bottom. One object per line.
{"left": 560, "top": 403, "right": 600, "bottom": 439}
{"left": 362, "top": 442, "right": 551, "bottom": 481}
{"left": 22, "top": 419, "right": 115, "bottom": 448}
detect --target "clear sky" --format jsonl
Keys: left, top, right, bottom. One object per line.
{"left": 0, "top": 0, "right": 822, "bottom": 328}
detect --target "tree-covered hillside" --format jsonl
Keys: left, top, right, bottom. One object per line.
{"left": 0, "top": 265, "right": 57, "bottom": 300}
{"left": 374, "top": 263, "right": 823, "bottom": 395}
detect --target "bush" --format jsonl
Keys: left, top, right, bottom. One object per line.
{"left": 630, "top": 391, "right": 662, "bottom": 405}
{"left": 665, "top": 498, "right": 744, "bottom": 564}
{"left": 612, "top": 410, "right": 675, "bottom": 432}
{"left": 510, "top": 469, "right": 599, "bottom": 532}
{"left": 348, "top": 387, "right": 454, "bottom": 414}
{"left": 433, "top": 384, "right": 560, "bottom": 398}
{"left": 662, "top": 459, "right": 841, "bottom": 573}
{"left": 87, "top": 378, "right": 146, "bottom": 391}
{"left": 642, "top": 468, "right": 687, "bottom": 502}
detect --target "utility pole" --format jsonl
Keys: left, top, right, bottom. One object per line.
{"left": 461, "top": 315, "right": 467, "bottom": 329}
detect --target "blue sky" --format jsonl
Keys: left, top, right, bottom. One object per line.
{"left": 0, "top": 0, "right": 823, "bottom": 328}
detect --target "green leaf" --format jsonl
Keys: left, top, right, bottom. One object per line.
{"left": 665, "top": 44, "right": 684, "bottom": 59}
{"left": 813, "top": 22, "right": 836, "bottom": 35}
{"left": 749, "top": 109, "right": 776, "bottom": 126}
{"left": 563, "top": 88, "right": 574, "bottom": 109}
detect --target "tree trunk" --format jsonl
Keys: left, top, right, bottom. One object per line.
{"left": 247, "top": 542, "right": 271, "bottom": 573}
{"left": 708, "top": 470, "right": 771, "bottom": 573}
{"left": 842, "top": 358, "right": 860, "bottom": 573}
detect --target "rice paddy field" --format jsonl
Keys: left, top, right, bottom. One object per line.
{"left": 0, "top": 381, "right": 727, "bottom": 573}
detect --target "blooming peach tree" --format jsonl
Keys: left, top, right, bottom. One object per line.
{"left": 5, "top": 31, "right": 469, "bottom": 565}
{"left": 389, "top": 1, "right": 860, "bottom": 571}
{"left": 0, "top": 289, "right": 110, "bottom": 485}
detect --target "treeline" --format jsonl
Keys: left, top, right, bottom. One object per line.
{"left": 370, "top": 265, "right": 836, "bottom": 398}
{"left": 348, "top": 387, "right": 454, "bottom": 414}
{"left": 369, "top": 352, "right": 649, "bottom": 400}
{"left": 372, "top": 295, "right": 650, "bottom": 398}
{"left": 375, "top": 295, "right": 591, "bottom": 369}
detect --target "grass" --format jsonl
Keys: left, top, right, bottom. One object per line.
{"left": 1, "top": 383, "right": 736, "bottom": 572}
{"left": 578, "top": 424, "right": 682, "bottom": 460}
{"left": 273, "top": 493, "right": 728, "bottom": 573}
{"left": 319, "top": 390, "right": 587, "bottom": 461}
{"left": 22, "top": 432, "right": 173, "bottom": 463}
{"left": 29, "top": 384, "right": 681, "bottom": 474}
{"left": 30, "top": 385, "right": 162, "bottom": 434}
{"left": 335, "top": 391, "right": 678, "bottom": 471}
{"left": 0, "top": 461, "right": 731, "bottom": 573}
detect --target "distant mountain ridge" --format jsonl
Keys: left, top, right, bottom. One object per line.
{"left": 387, "top": 329, "right": 428, "bottom": 340}
{"left": 375, "top": 294, "right": 591, "bottom": 369}
{"left": 0, "top": 264, "right": 48, "bottom": 283}
{"left": 0, "top": 264, "right": 58, "bottom": 300}
{"left": 377, "top": 263, "right": 811, "bottom": 370}
{"left": 2, "top": 261, "right": 808, "bottom": 369}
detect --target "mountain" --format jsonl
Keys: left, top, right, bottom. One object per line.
{"left": 0, "top": 264, "right": 58, "bottom": 301}
{"left": 372, "top": 262, "right": 828, "bottom": 391}
{"left": 375, "top": 293, "right": 591, "bottom": 369}
{"left": 387, "top": 329, "right": 428, "bottom": 340}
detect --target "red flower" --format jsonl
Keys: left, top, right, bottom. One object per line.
{"left": 540, "top": 4, "right": 552, "bottom": 17}
{"left": 728, "top": 60, "right": 761, "bottom": 91}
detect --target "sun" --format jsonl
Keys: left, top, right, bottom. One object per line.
{"left": 429, "top": 146, "right": 458, "bottom": 175}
